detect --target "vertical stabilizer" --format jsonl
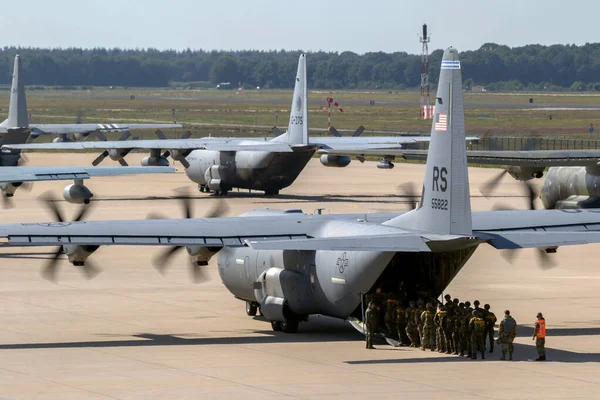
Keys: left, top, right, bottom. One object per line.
{"left": 385, "top": 47, "right": 472, "bottom": 235}
{"left": 5, "top": 55, "right": 28, "bottom": 128}
{"left": 286, "top": 54, "right": 308, "bottom": 145}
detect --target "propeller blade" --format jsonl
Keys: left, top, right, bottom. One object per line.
{"left": 39, "top": 192, "right": 65, "bottom": 222}
{"left": 2, "top": 194, "right": 14, "bottom": 209}
{"left": 17, "top": 153, "right": 29, "bottom": 166}
{"left": 154, "top": 246, "right": 184, "bottom": 274}
{"left": 80, "top": 260, "right": 102, "bottom": 280}
{"left": 492, "top": 203, "right": 515, "bottom": 211}
{"left": 180, "top": 131, "right": 192, "bottom": 140}
{"left": 204, "top": 199, "right": 229, "bottom": 219}
{"left": 155, "top": 130, "right": 167, "bottom": 140}
{"left": 174, "top": 187, "right": 193, "bottom": 219}
{"left": 41, "top": 247, "right": 63, "bottom": 282}
{"left": 118, "top": 158, "right": 129, "bottom": 167}
{"left": 179, "top": 158, "right": 191, "bottom": 169}
{"left": 480, "top": 169, "right": 509, "bottom": 198}
{"left": 72, "top": 203, "right": 93, "bottom": 222}
{"left": 525, "top": 181, "right": 537, "bottom": 210}
{"left": 537, "top": 249, "right": 557, "bottom": 270}
{"left": 161, "top": 150, "right": 171, "bottom": 159}
{"left": 191, "top": 262, "right": 208, "bottom": 283}
{"left": 92, "top": 150, "right": 109, "bottom": 166}
{"left": 501, "top": 249, "right": 517, "bottom": 264}
{"left": 397, "top": 182, "right": 419, "bottom": 210}
{"left": 20, "top": 182, "right": 33, "bottom": 192}
{"left": 353, "top": 125, "right": 365, "bottom": 137}
{"left": 118, "top": 131, "right": 131, "bottom": 141}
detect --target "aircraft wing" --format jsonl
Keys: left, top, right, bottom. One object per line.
{"left": 472, "top": 209, "right": 600, "bottom": 249}
{"left": 3, "top": 138, "right": 294, "bottom": 153}
{"left": 0, "top": 166, "right": 175, "bottom": 183}
{"left": 29, "top": 123, "right": 182, "bottom": 135}
{"left": 311, "top": 136, "right": 479, "bottom": 149}
{"left": 318, "top": 148, "right": 600, "bottom": 167}
{"left": 1, "top": 209, "right": 600, "bottom": 252}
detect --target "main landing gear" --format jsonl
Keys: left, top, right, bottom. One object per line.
{"left": 270, "top": 318, "right": 299, "bottom": 333}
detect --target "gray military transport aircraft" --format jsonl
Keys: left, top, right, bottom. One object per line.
{"left": 5, "top": 48, "right": 600, "bottom": 334}
{"left": 0, "top": 55, "right": 179, "bottom": 203}
{"left": 6, "top": 54, "right": 476, "bottom": 196}
{"left": 0, "top": 54, "right": 181, "bottom": 147}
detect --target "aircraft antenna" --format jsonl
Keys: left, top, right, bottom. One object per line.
{"left": 419, "top": 24, "right": 433, "bottom": 119}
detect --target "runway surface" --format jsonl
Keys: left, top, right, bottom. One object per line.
{"left": 1, "top": 154, "right": 600, "bottom": 399}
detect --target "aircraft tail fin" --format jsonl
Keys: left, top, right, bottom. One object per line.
{"left": 3, "top": 55, "right": 28, "bottom": 129}
{"left": 385, "top": 47, "right": 472, "bottom": 236}
{"left": 286, "top": 54, "right": 308, "bottom": 145}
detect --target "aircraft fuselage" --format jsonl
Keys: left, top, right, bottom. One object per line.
{"left": 184, "top": 148, "right": 315, "bottom": 194}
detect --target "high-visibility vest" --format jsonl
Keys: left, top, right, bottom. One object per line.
{"left": 535, "top": 318, "right": 546, "bottom": 338}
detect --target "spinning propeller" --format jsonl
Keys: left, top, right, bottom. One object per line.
{"left": 39, "top": 192, "right": 101, "bottom": 281}
{"left": 149, "top": 187, "right": 229, "bottom": 282}
{"left": 2, "top": 154, "right": 33, "bottom": 209}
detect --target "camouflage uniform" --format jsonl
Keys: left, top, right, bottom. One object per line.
{"left": 415, "top": 299, "right": 426, "bottom": 345}
{"left": 498, "top": 313, "right": 517, "bottom": 360}
{"left": 420, "top": 304, "right": 436, "bottom": 351}
{"left": 469, "top": 311, "right": 486, "bottom": 359}
{"left": 533, "top": 313, "right": 546, "bottom": 361}
{"left": 463, "top": 301, "right": 473, "bottom": 357}
{"left": 450, "top": 310, "right": 461, "bottom": 355}
{"left": 434, "top": 307, "right": 448, "bottom": 353}
{"left": 384, "top": 298, "right": 398, "bottom": 337}
{"left": 395, "top": 303, "right": 410, "bottom": 346}
{"left": 405, "top": 301, "right": 419, "bottom": 347}
{"left": 365, "top": 303, "right": 377, "bottom": 349}
{"left": 483, "top": 304, "right": 497, "bottom": 353}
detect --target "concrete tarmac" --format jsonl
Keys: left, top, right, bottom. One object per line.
{"left": 1, "top": 154, "right": 599, "bottom": 399}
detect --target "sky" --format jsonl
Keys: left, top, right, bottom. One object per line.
{"left": 3, "top": 0, "right": 598, "bottom": 54}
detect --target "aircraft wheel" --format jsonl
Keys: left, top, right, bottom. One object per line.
{"left": 264, "top": 189, "right": 279, "bottom": 196}
{"left": 246, "top": 301, "right": 258, "bottom": 316}
{"left": 271, "top": 320, "right": 283, "bottom": 332}
{"left": 281, "top": 318, "right": 299, "bottom": 333}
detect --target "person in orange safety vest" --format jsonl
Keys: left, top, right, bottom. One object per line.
{"left": 532, "top": 312, "right": 546, "bottom": 361}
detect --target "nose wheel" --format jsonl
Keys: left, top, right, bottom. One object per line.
{"left": 270, "top": 317, "right": 299, "bottom": 333}
{"left": 246, "top": 301, "right": 258, "bottom": 316}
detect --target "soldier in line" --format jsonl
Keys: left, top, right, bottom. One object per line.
{"left": 498, "top": 309, "right": 517, "bottom": 360}
{"left": 444, "top": 294, "right": 454, "bottom": 313}
{"left": 365, "top": 302, "right": 377, "bottom": 349}
{"left": 483, "top": 304, "right": 497, "bottom": 353}
{"left": 444, "top": 308, "right": 456, "bottom": 354}
{"left": 421, "top": 303, "right": 436, "bottom": 351}
{"left": 415, "top": 299, "right": 426, "bottom": 346}
{"left": 434, "top": 304, "right": 448, "bottom": 353}
{"left": 463, "top": 302, "right": 473, "bottom": 357}
{"left": 384, "top": 297, "right": 398, "bottom": 338}
{"left": 532, "top": 312, "right": 547, "bottom": 361}
{"left": 405, "top": 300, "right": 419, "bottom": 347}
{"left": 457, "top": 303, "right": 468, "bottom": 356}
{"left": 395, "top": 301, "right": 410, "bottom": 346}
{"left": 469, "top": 310, "right": 486, "bottom": 359}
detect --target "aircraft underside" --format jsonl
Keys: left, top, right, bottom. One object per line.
{"left": 218, "top": 244, "right": 478, "bottom": 333}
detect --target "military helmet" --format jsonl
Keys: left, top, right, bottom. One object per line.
{"left": 453, "top": 298, "right": 459, "bottom": 304}
{"left": 484, "top": 303, "right": 490, "bottom": 310}
{"left": 465, "top": 301, "right": 471, "bottom": 307}
{"left": 409, "top": 300, "right": 416, "bottom": 306}
{"left": 458, "top": 302, "right": 465, "bottom": 308}
{"left": 474, "top": 300, "right": 480, "bottom": 306}
{"left": 444, "top": 294, "right": 451, "bottom": 301}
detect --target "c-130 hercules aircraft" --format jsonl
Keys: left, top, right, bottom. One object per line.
{"left": 5, "top": 48, "right": 600, "bottom": 334}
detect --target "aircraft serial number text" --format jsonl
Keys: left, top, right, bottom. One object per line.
{"left": 290, "top": 116, "right": 303, "bottom": 125}
{"left": 431, "top": 198, "right": 448, "bottom": 210}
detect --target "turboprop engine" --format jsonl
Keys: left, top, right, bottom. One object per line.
{"left": 141, "top": 155, "right": 170, "bottom": 166}
{"left": 319, "top": 155, "right": 351, "bottom": 168}
{"left": 63, "top": 182, "right": 93, "bottom": 204}
{"left": 541, "top": 166, "right": 600, "bottom": 209}
{"left": 506, "top": 166, "right": 544, "bottom": 181}
{"left": 63, "top": 244, "right": 100, "bottom": 266}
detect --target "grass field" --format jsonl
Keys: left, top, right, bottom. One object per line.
{"left": 1, "top": 87, "right": 599, "bottom": 141}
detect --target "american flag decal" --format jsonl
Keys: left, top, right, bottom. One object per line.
{"left": 434, "top": 113, "right": 447, "bottom": 131}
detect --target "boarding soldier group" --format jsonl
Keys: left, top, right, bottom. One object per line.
{"left": 364, "top": 290, "right": 547, "bottom": 361}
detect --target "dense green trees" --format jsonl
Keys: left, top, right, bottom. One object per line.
{"left": 0, "top": 43, "right": 599, "bottom": 90}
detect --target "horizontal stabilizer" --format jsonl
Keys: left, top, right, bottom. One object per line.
{"left": 477, "top": 230, "right": 600, "bottom": 249}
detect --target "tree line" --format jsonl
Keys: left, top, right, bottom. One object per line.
{"left": 0, "top": 43, "right": 599, "bottom": 91}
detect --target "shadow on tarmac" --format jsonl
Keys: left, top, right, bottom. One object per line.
{"left": 0, "top": 316, "right": 361, "bottom": 350}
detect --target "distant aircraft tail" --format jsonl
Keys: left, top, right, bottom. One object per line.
{"left": 385, "top": 47, "right": 472, "bottom": 236}
{"left": 284, "top": 54, "right": 308, "bottom": 146}
{"left": 1, "top": 55, "right": 28, "bottom": 129}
